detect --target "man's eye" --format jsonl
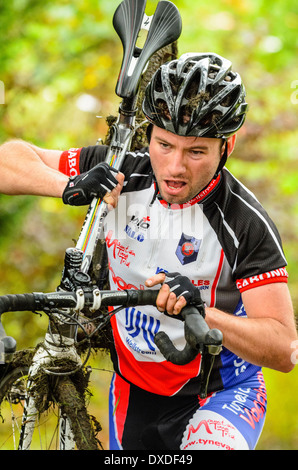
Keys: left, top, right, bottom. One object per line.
{"left": 190, "top": 150, "right": 203, "bottom": 156}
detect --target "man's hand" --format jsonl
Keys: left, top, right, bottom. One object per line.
{"left": 62, "top": 162, "right": 124, "bottom": 207}
{"left": 146, "top": 271, "right": 203, "bottom": 316}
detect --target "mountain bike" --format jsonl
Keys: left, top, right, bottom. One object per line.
{"left": 0, "top": 0, "right": 222, "bottom": 450}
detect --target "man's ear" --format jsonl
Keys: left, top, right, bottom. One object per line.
{"left": 226, "top": 134, "right": 237, "bottom": 157}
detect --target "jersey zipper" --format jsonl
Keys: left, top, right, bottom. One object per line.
{"left": 147, "top": 202, "right": 170, "bottom": 270}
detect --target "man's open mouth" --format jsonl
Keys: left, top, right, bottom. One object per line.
{"left": 165, "top": 180, "right": 186, "bottom": 190}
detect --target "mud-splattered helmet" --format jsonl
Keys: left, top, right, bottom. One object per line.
{"left": 142, "top": 52, "right": 248, "bottom": 138}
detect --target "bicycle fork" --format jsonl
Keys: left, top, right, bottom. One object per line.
{"left": 18, "top": 319, "right": 81, "bottom": 450}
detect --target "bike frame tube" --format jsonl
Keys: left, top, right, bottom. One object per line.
{"left": 76, "top": 98, "right": 137, "bottom": 274}
{"left": 59, "top": 413, "right": 76, "bottom": 450}
{"left": 18, "top": 391, "right": 39, "bottom": 450}
{"left": 18, "top": 335, "right": 82, "bottom": 450}
{"left": 18, "top": 382, "right": 76, "bottom": 450}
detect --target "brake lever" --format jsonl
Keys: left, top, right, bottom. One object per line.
{"left": 154, "top": 304, "right": 223, "bottom": 398}
{"left": 182, "top": 305, "right": 222, "bottom": 355}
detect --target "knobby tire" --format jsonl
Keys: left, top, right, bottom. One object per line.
{"left": 0, "top": 360, "right": 101, "bottom": 450}
{"left": 55, "top": 375, "right": 100, "bottom": 450}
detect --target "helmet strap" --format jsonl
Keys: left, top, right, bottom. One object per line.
{"left": 149, "top": 173, "right": 161, "bottom": 206}
{"left": 146, "top": 123, "right": 153, "bottom": 143}
{"left": 214, "top": 139, "right": 228, "bottom": 178}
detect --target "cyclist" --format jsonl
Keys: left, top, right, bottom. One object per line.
{"left": 0, "top": 53, "right": 296, "bottom": 450}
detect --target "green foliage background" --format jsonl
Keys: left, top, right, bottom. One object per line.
{"left": 0, "top": 0, "right": 297, "bottom": 449}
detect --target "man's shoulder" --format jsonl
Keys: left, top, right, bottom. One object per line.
{"left": 219, "top": 168, "right": 267, "bottom": 217}
{"left": 121, "top": 147, "right": 153, "bottom": 192}
{"left": 211, "top": 168, "right": 286, "bottom": 277}
{"left": 80, "top": 145, "right": 150, "bottom": 171}
{"left": 122, "top": 147, "right": 151, "bottom": 169}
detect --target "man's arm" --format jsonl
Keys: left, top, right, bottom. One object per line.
{"left": 0, "top": 140, "right": 66, "bottom": 197}
{"left": 146, "top": 273, "right": 297, "bottom": 373}
{"left": 206, "top": 283, "right": 297, "bottom": 373}
{"left": 0, "top": 140, "right": 124, "bottom": 207}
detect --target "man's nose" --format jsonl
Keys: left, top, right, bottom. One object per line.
{"left": 168, "top": 150, "right": 186, "bottom": 175}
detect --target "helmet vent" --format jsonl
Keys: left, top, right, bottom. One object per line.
{"left": 208, "top": 66, "right": 220, "bottom": 80}
{"left": 156, "top": 99, "right": 171, "bottom": 121}
{"left": 219, "top": 87, "right": 240, "bottom": 107}
{"left": 200, "top": 110, "right": 222, "bottom": 128}
{"left": 155, "top": 71, "right": 163, "bottom": 93}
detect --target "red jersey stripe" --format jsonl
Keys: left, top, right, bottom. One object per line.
{"left": 210, "top": 249, "right": 225, "bottom": 308}
{"left": 58, "top": 148, "right": 82, "bottom": 177}
{"left": 237, "top": 268, "right": 288, "bottom": 293}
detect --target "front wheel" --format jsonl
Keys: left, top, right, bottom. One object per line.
{"left": 0, "top": 363, "right": 101, "bottom": 450}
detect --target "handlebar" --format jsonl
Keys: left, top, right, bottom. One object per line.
{"left": 155, "top": 305, "right": 223, "bottom": 365}
{"left": 0, "top": 289, "right": 159, "bottom": 315}
{"left": 0, "top": 289, "right": 222, "bottom": 398}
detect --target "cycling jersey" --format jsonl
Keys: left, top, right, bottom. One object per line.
{"left": 59, "top": 146, "right": 288, "bottom": 398}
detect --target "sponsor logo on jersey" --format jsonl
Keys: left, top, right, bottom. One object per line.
{"left": 155, "top": 267, "right": 168, "bottom": 275}
{"left": 66, "top": 148, "right": 81, "bottom": 177}
{"left": 106, "top": 230, "right": 135, "bottom": 267}
{"left": 124, "top": 215, "right": 150, "bottom": 242}
{"left": 125, "top": 307, "right": 160, "bottom": 353}
{"left": 155, "top": 267, "right": 210, "bottom": 291}
{"left": 191, "top": 279, "right": 210, "bottom": 291}
{"left": 221, "top": 371, "right": 266, "bottom": 429}
{"left": 176, "top": 233, "right": 201, "bottom": 265}
{"left": 108, "top": 261, "right": 145, "bottom": 290}
{"left": 182, "top": 415, "right": 238, "bottom": 450}
{"left": 236, "top": 267, "right": 288, "bottom": 292}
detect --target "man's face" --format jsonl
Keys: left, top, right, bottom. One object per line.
{"left": 149, "top": 126, "right": 227, "bottom": 205}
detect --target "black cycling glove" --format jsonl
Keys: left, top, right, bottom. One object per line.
{"left": 162, "top": 271, "right": 205, "bottom": 315}
{"left": 62, "top": 162, "right": 119, "bottom": 206}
